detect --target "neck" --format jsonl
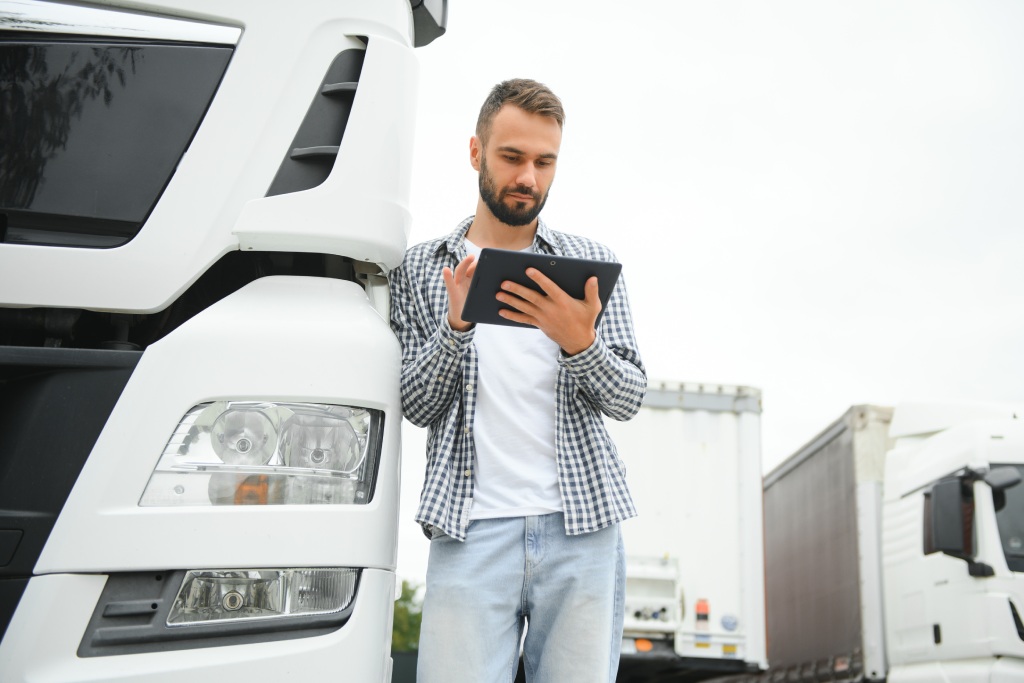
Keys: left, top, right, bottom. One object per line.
{"left": 465, "top": 199, "right": 537, "bottom": 250}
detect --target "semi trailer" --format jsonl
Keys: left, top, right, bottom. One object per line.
{"left": 604, "top": 382, "right": 768, "bottom": 682}
{"left": 732, "top": 403, "right": 1024, "bottom": 683}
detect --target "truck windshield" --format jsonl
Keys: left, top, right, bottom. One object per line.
{"left": 1, "top": 39, "right": 231, "bottom": 248}
{"left": 993, "top": 464, "right": 1024, "bottom": 572}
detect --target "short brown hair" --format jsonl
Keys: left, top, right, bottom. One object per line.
{"left": 476, "top": 78, "right": 564, "bottom": 145}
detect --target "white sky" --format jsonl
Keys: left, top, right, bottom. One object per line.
{"left": 396, "top": 0, "right": 1024, "bottom": 582}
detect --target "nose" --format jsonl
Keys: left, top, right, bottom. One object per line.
{"left": 515, "top": 166, "right": 537, "bottom": 190}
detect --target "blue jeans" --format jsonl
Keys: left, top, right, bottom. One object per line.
{"left": 417, "top": 513, "right": 625, "bottom": 683}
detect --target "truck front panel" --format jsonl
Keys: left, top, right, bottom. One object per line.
{"left": 0, "top": 0, "right": 449, "bottom": 678}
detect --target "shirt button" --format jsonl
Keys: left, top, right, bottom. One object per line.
{"left": 437, "top": 375, "right": 443, "bottom": 382}
{"left": 449, "top": 339, "right": 456, "bottom": 347}
{"left": 464, "top": 426, "right": 470, "bottom": 434}
{"left": 466, "top": 383, "right": 473, "bottom": 392}
{"left": 464, "top": 469, "right": 472, "bottom": 477}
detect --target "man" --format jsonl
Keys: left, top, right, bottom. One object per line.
{"left": 389, "top": 78, "right": 646, "bottom": 683}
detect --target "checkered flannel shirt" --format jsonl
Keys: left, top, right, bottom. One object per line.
{"left": 389, "top": 217, "right": 647, "bottom": 541}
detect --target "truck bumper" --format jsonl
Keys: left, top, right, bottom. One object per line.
{"left": 0, "top": 568, "right": 395, "bottom": 682}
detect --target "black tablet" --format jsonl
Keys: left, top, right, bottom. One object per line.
{"left": 461, "top": 248, "right": 622, "bottom": 328}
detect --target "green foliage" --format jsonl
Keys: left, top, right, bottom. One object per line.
{"left": 392, "top": 580, "right": 423, "bottom": 652}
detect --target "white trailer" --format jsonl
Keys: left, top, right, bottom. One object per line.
{"left": 734, "top": 402, "right": 1024, "bottom": 683}
{"left": 0, "top": 1, "right": 446, "bottom": 680}
{"left": 606, "top": 382, "right": 768, "bottom": 681}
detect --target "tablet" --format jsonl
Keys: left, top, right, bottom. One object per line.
{"left": 461, "top": 248, "right": 622, "bottom": 328}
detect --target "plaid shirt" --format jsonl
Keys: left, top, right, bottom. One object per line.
{"left": 389, "top": 217, "right": 646, "bottom": 540}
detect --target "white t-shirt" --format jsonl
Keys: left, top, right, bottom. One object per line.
{"left": 464, "top": 240, "right": 562, "bottom": 519}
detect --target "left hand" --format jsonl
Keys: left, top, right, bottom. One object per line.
{"left": 496, "top": 268, "right": 601, "bottom": 355}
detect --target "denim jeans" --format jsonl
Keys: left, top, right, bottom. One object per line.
{"left": 417, "top": 513, "right": 625, "bottom": 683}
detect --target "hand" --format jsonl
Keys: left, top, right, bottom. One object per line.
{"left": 443, "top": 255, "right": 477, "bottom": 332}
{"left": 497, "top": 268, "right": 600, "bottom": 355}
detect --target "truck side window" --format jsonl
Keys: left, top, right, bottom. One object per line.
{"left": 923, "top": 479, "right": 975, "bottom": 558}
{"left": 992, "top": 464, "right": 1024, "bottom": 572}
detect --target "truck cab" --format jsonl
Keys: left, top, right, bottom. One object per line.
{"left": 0, "top": 1, "right": 446, "bottom": 680}
{"left": 883, "top": 405, "right": 1024, "bottom": 682}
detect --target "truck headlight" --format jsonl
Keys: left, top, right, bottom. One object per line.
{"left": 140, "top": 401, "right": 383, "bottom": 506}
{"left": 167, "top": 568, "right": 358, "bottom": 626}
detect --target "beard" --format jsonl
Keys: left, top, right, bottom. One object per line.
{"left": 478, "top": 156, "right": 549, "bottom": 227}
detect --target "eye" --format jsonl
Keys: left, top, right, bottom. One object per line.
{"left": 503, "top": 154, "right": 519, "bottom": 163}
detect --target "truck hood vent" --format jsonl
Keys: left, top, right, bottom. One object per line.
{"left": 1011, "top": 599, "right": 1024, "bottom": 642}
{"left": 265, "top": 49, "right": 364, "bottom": 197}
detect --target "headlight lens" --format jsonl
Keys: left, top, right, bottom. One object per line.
{"left": 140, "top": 401, "right": 383, "bottom": 506}
{"left": 167, "top": 568, "right": 358, "bottom": 626}
{"left": 211, "top": 408, "right": 277, "bottom": 466}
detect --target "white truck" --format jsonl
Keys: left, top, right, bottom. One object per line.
{"left": 733, "top": 403, "right": 1024, "bottom": 683}
{"left": 0, "top": 0, "right": 446, "bottom": 680}
{"left": 604, "top": 382, "right": 768, "bottom": 682}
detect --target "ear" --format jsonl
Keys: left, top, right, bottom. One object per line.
{"left": 469, "top": 135, "right": 482, "bottom": 172}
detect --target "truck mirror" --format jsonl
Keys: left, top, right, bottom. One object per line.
{"left": 984, "top": 466, "right": 1022, "bottom": 492}
{"left": 929, "top": 478, "right": 970, "bottom": 556}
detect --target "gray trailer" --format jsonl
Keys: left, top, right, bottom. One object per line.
{"left": 759, "top": 405, "right": 894, "bottom": 681}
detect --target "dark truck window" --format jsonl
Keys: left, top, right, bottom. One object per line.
{"left": 993, "top": 464, "right": 1024, "bottom": 572}
{"left": 0, "top": 38, "right": 232, "bottom": 248}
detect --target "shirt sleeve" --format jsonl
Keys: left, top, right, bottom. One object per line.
{"left": 389, "top": 256, "right": 475, "bottom": 428}
{"left": 558, "top": 267, "right": 646, "bottom": 421}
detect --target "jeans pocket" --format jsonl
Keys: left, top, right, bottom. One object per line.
{"left": 429, "top": 524, "right": 448, "bottom": 541}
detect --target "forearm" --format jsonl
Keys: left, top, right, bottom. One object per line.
{"left": 399, "top": 319, "right": 473, "bottom": 428}
{"left": 559, "top": 335, "right": 646, "bottom": 421}
{"left": 390, "top": 261, "right": 473, "bottom": 428}
{"left": 558, "top": 269, "right": 646, "bottom": 421}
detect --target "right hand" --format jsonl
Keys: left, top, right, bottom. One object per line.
{"left": 443, "top": 255, "right": 477, "bottom": 331}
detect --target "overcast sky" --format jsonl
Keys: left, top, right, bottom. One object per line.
{"left": 397, "top": 0, "right": 1024, "bottom": 581}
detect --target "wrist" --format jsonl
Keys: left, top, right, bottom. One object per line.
{"left": 448, "top": 314, "right": 473, "bottom": 332}
{"left": 561, "top": 330, "right": 596, "bottom": 356}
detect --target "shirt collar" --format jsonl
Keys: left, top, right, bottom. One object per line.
{"left": 440, "top": 216, "right": 560, "bottom": 256}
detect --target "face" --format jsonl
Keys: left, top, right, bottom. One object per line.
{"left": 471, "top": 105, "right": 562, "bottom": 227}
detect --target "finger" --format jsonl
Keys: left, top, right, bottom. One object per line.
{"left": 584, "top": 276, "right": 601, "bottom": 311}
{"left": 500, "top": 279, "right": 542, "bottom": 305}
{"left": 497, "top": 307, "right": 537, "bottom": 327}
{"left": 442, "top": 266, "right": 462, "bottom": 299}
{"left": 522, "top": 267, "right": 565, "bottom": 298}
{"left": 500, "top": 268, "right": 560, "bottom": 304}
{"left": 464, "top": 258, "right": 478, "bottom": 282}
{"left": 454, "top": 254, "right": 476, "bottom": 281}
{"left": 496, "top": 290, "right": 532, "bottom": 314}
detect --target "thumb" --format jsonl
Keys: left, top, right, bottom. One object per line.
{"left": 585, "top": 276, "right": 602, "bottom": 312}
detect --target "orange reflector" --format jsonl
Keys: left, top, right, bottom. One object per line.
{"left": 235, "top": 474, "right": 269, "bottom": 505}
{"left": 635, "top": 639, "right": 653, "bottom": 653}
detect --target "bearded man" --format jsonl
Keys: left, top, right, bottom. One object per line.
{"left": 389, "top": 78, "right": 646, "bottom": 683}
